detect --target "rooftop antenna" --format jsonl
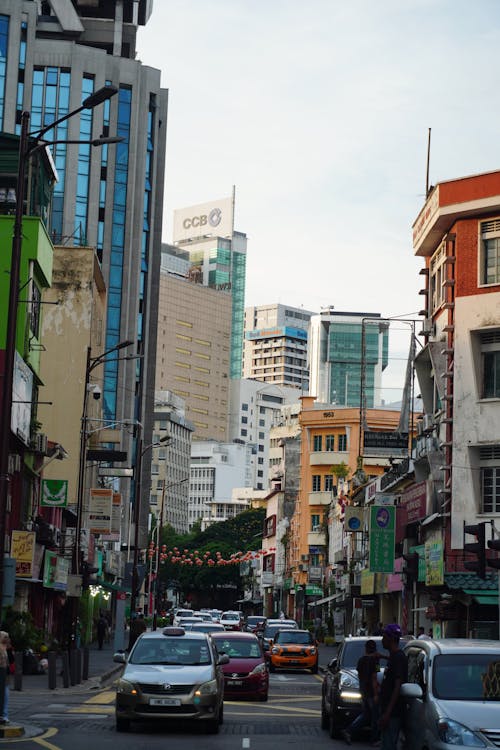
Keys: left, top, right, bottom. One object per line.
{"left": 426, "top": 127, "right": 431, "bottom": 197}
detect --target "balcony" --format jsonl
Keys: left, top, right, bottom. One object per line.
{"left": 310, "top": 450, "right": 348, "bottom": 466}
{"left": 308, "top": 530, "right": 326, "bottom": 546}
{"left": 308, "top": 491, "right": 332, "bottom": 506}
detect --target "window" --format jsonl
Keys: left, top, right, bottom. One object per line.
{"left": 325, "top": 434, "right": 335, "bottom": 451}
{"left": 480, "top": 219, "right": 500, "bottom": 285}
{"left": 264, "top": 515, "right": 276, "bottom": 537}
{"left": 257, "top": 470, "right": 263, "bottom": 477}
{"left": 313, "top": 435, "right": 323, "bottom": 452}
{"left": 310, "top": 514, "right": 320, "bottom": 531}
{"left": 338, "top": 434, "right": 347, "bottom": 451}
{"left": 312, "top": 475, "right": 321, "bottom": 492}
{"left": 242, "top": 403, "right": 248, "bottom": 411}
{"left": 480, "top": 445, "right": 500, "bottom": 513}
{"left": 477, "top": 330, "right": 500, "bottom": 398}
{"left": 324, "top": 474, "right": 333, "bottom": 492}
{"left": 429, "top": 241, "right": 446, "bottom": 311}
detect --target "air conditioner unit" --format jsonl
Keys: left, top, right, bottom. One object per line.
{"left": 423, "top": 414, "right": 434, "bottom": 432}
{"left": 421, "top": 318, "right": 434, "bottom": 335}
{"left": 416, "top": 420, "right": 424, "bottom": 436}
{"left": 8, "top": 454, "right": 21, "bottom": 474}
{"left": 33, "top": 433, "right": 48, "bottom": 455}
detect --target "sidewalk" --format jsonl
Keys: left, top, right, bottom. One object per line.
{"left": 10, "top": 641, "right": 123, "bottom": 697}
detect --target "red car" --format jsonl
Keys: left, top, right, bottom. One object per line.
{"left": 211, "top": 632, "right": 269, "bottom": 702}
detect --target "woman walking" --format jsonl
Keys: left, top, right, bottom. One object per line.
{"left": 0, "top": 631, "right": 13, "bottom": 724}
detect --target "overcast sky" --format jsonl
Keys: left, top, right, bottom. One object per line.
{"left": 137, "top": 1, "right": 500, "bottom": 321}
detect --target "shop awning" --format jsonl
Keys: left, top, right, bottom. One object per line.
{"left": 463, "top": 589, "right": 499, "bottom": 606}
{"left": 310, "top": 592, "right": 343, "bottom": 606}
{"left": 91, "top": 579, "right": 131, "bottom": 594}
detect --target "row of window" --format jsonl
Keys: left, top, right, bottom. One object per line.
{"left": 312, "top": 434, "right": 348, "bottom": 452}
{"left": 312, "top": 474, "right": 334, "bottom": 492}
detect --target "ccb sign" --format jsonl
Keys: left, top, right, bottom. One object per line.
{"left": 183, "top": 207, "right": 222, "bottom": 230}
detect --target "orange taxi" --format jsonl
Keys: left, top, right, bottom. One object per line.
{"left": 269, "top": 628, "right": 319, "bottom": 673}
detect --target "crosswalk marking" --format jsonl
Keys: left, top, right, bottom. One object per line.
{"left": 85, "top": 691, "right": 116, "bottom": 704}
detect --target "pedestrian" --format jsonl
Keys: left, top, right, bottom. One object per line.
{"left": 357, "top": 620, "right": 368, "bottom": 636}
{"left": 417, "top": 626, "right": 431, "bottom": 640}
{"left": 314, "top": 615, "right": 323, "bottom": 641}
{"left": 128, "top": 613, "right": 147, "bottom": 650}
{"left": 341, "top": 639, "right": 380, "bottom": 745}
{"left": 97, "top": 613, "right": 108, "bottom": 650}
{"left": 378, "top": 623, "right": 408, "bottom": 750}
{"left": 279, "top": 610, "right": 285, "bottom": 620}
{"left": 0, "top": 631, "right": 13, "bottom": 724}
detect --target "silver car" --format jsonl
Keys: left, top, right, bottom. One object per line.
{"left": 402, "top": 638, "right": 500, "bottom": 750}
{"left": 114, "top": 626, "right": 229, "bottom": 733}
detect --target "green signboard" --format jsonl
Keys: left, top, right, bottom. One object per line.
{"left": 41, "top": 479, "right": 68, "bottom": 507}
{"left": 369, "top": 506, "right": 395, "bottom": 573}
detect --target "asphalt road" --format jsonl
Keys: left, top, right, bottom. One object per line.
{"left": 0, "top": 668, "right": 375, "bottom": 750}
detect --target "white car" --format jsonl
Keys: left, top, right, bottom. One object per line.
{"left": 173, "top": 609, "right": 198, "bottom": 626}
{"left": 220, "top": 611, "right": 243, "bottom": 631}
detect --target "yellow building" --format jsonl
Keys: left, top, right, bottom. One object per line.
{"left": 289, "top": 396, "right": 403, "bottom": 599}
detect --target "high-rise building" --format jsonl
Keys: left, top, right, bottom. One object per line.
{"left": 308, "top": 308, "right": 389, "bottom": 407}
{"left": 0, "top": 0, "right": 167, "bottom": 475}
{"left": 243, "top": 303, "right": 314, "bottom": 390}
{"left": 172, "top": 196, "right": 247, "bottom": 379}
{"left": 156, "top": 268, "right": 232, "bottom": 440}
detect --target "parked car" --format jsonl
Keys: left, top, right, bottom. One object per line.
{"left": 211, "top": 631, "right": 269, "bottom": 701}
{"left": 269, "top": 628, "right": 319, "bottom": 673}
{"left": 402, "top": 638, "right": 500, "bottom": 750}
{"left": 321, "top": 636, "right": 386, "bottom": 737}
{"left": 114, "top": 626, "right": 229, "bottom": 733}
{"left": 245, "top": 616, "right": 267, "bottom": 633}
{"left": 220, "top": 611, "right": 243, "bottom": 631}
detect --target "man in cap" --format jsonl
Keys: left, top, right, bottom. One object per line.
{"left": 340, "top": 639, "right": 380, "bottom": 745}
{"left": 378, "top": 623, "right": 408, "bottom": 750}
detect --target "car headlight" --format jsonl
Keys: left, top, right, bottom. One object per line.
{"left": 271, "top": 647, "right": 280, "bottom": 655}
{"left": 308, "top": 647, "right": 317, "bottom": 655}
{"left": 339, "top": 673, "right": 358, "bottom": 689}
{"left": 195, "top": 678, "right": 218, "bottom": 696}
{"left": 116, "top": 679, "right": 137, "bottom": 695}
{"left": 437, "top": 719, "right": 486, "bottom": 746}
{"left": 250, "top": 662, "right": 268, "bottom": 676}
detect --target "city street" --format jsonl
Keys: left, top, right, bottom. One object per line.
{"left": 0, "top": 668, "right": 374, "bottom": 750}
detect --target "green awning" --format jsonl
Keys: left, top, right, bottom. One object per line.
{"left": 464, "top": 589, "right": 499, "bottom": 605}
{"left": 474, "top": 595, "right": 498, "bottom": 605}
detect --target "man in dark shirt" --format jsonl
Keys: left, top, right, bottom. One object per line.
{"left": 341, "top": 639, "right": 380, "bottom": 744}
{"left": 379, "top": 623, "right": 408, "bottom": 750}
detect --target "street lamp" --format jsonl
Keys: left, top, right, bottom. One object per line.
{"left": 150, "top": 476, "right": 189, "bottom": 630}
{"left": 0, "top": 85, "right": 121, "bottom": 612}
{"left": 128, "top": 435, "right": 171, "bottom": 649}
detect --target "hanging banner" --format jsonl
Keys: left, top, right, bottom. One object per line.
{"left": 425, "top": 539, "right": 444, "bottom": 586}
{"left": 369, "top": 506, "right": 395, "bottom": 573}
{"left": 11, "top": 530, "right": 36, "bottom": 578}
{"left": 41, "top": 479, "right": 68, "bottom": 507}
{"left": 88, "top": 488, "right": 113, "bottom": 535}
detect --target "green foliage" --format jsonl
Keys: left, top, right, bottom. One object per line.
{"left": 330, "top": 461, "right": 350, "bottom": 480}
{"left": 2, "top": 608, "right": 44, "bottom": 651}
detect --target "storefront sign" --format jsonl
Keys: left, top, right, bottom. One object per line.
{"left": 425, "top": 539, "right": 444, "bottom": 586}
{"left": 396, "top": 482, "right": 427, "bottom": 541}
{"left": 41, "top": 479, "right": 68, "bottom": 507}
{"left": 387, "top": 557, "right": 404, "bottom": 592}
{"left": 43, "top": 551, "right": 69, "bottom": 590}
{"left": 369, "top": 506, "right": 395, "bottom": 573}
{"left": 361, "top": 569, "right": 375, "bottom": 595}
{"left": 100, "top": 492, "right": 122, "bottom": 541}
{"left": 88, "top": 488, "right": 113, "bottom": 535}
{"left": 11, "top": 530, "right": 36, "bottom": 578}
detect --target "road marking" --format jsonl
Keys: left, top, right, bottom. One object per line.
{"left": 85, "top": 691, "right": 115, "bottom": 704}
{"left": 68, "top": 706, "right": 113, "bottom": 714}
{"left": 33, "top": 728, "right": 62, "bottom": 750}
{"left": 242, "top": 739, "right": 250, "bottom": 749}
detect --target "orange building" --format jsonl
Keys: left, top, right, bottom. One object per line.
{"left": 288, "top": 396, "right": 402, "bottom": 614}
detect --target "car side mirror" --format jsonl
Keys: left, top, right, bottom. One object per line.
{"left": 400, "top": 683, "right": 423, "bottom": 700}
{"left": 328, "top": 658, "right": 338, "bottom": 671}
{"left": 218, "top": 653, "right": 230, "bottom": 666}
{"left": 113, "top": 651, "right": 127, "bottom": 664}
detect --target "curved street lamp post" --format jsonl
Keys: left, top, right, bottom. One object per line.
{"left": 0, "top": 85, "right": 122, "bottom": 612}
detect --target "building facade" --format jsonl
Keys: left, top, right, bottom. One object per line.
{"left": 243, "top": 303, "right": 314, "bottom": 390}
{"left": 308, "top": 308, "right": 389, "bottom": 407}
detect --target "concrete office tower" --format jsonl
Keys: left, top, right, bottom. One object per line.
{"left": 308, "top": 308, "right": 389, "bottom": 407}
{"left": 228, "top": 380, "right": 301, "bottom": 490}
{"left": 156, "top": 269, "right": 232, "bottom": 441}
{"left": 243, "top": 303, "right": 315, "bottom": 390}
{"left": 0, "top": 1, "right": 168, "bottom": 541}
{"left": 189, "top": 441, "right": 254, "bottom": 530}
{"left": 151, "top": 392, "right": 193, "bottom": 534}
{"left": 172, "top": 196, "right": 247, "bottom": 379}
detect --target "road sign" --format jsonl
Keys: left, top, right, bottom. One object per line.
{"left": 369, "top": 505, "right": 395, "bottom": 573}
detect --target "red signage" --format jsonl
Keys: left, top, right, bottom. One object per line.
{"left": 396, "top": 482, "right": 427, "bottom": 542}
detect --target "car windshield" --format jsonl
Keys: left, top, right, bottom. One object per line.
{"left": 222, "top": 613, "right": 240, "bottom": 621}
{"left": 275, "top": 631, "right": 313, "bottom": 645}
{"left": 264, "top": 624, "right": 296, "bottom": 639}
{"left": 341, "top": 639, "right": 384, "bottom": 668}
{"left": 130, "top": 637, "right": 212, "bottom": 666}
{"left": 433, "top": 654, "right": 500, "bottom": 701}
{"left": 215, "top": 638, "right": 262, "bottom": 658}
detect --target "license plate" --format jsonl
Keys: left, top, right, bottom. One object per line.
{"left": 149, "top": 697, "right": 181, "bottom": 706}
{"left": 227, "top": 680, "right": 243, "bottom": 686}
{"left": 288, "top": 660, "right": 299, "bottom": 664}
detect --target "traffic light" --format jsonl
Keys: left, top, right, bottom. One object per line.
{"left": 464, "top": 522, "right": 486, "bottom": 579}
{"left": 403, "top": 552, "right": 419, "bottom": 583}
{"left": 487, "top": 537, "right": 500, "bottom": 570}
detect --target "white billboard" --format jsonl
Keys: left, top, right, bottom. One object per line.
{"left": 173, "top": 197, "right": 233, "bottom": 243}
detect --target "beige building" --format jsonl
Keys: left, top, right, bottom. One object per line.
{"left": 38, "top": 246, "right": 107, "bottom": 505}
{"left": 156, "top": 273, "right": 232, "bottom": 440}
